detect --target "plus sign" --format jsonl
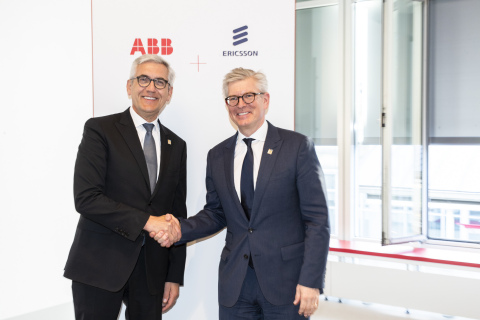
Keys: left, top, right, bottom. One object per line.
{"left": 190, "top": 55, "right": 207, "bottom": 72}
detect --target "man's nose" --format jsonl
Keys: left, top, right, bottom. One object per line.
{"left": 237, "top": 96, "right": 248, "bottom": 108}
{"left": 146, "top": 80, "right": 157, "bottom": 91}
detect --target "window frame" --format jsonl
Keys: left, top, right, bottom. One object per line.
{"left": 295, "top": 0, "right": 480, "bottom": 250}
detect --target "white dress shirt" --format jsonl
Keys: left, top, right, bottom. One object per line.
{"left": 129, "top": 107, "right": 161, "bottom": 179}
{"left": 233, "top": 121, "right": 269, "bottom": 201}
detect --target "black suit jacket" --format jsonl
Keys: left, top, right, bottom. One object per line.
{"left": 179, "top": 122, "right": 330, "bottom": 307}
{"left": 64, "top": 108, "right": 187, "bottom": 294}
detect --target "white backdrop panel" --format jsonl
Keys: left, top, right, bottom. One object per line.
{"left": 92, "top": 1, "right": 295, "bottom": 319}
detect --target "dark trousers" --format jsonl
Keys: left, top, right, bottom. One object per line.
{"left": 72, "top": 246, "right": 164, "bottom": 320}
{"left": 219, "top": 266, "right": 307, "bottom": 320}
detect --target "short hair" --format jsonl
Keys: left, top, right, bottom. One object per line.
{"left": 222, "top": 68, "right": 268, "bottom": 98}
{"left": 129, "top": 54, "right": 176, "bottom": 86}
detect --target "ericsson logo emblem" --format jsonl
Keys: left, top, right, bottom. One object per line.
{"left": 223, "top": 25, "right": 259, "bottom": 57}
{"left": 233, "top": 25, "right": 248, "bottom": 46}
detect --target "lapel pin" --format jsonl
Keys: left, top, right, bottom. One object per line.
{"left": 267, "top": 149, "right": 273, "bottom": 155}
{"left": 168, "top": 139, "right": 172, "bottom": 145}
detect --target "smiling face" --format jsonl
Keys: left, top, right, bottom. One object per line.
{"left": 127, "top": 62, "right": 173, "bottom": 122}
{"left": 226, "top": 77, "right": 270, "bottom": 137}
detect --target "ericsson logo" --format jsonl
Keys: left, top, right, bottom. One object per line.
{"left": 223, "top": 25, "right": 258, "bottom": 57}
{"left": 233, "top": 25, "right": 248, "bottom": 46}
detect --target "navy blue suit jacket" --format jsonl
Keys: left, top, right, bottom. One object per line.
{"left": 179, "top": 122, "right": 330, "bottom": 307}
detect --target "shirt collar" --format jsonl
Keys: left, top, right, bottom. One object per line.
{"left": 129, "top": 107, "right": 159, "bottom": 130}
{"left": 236, "top": 120, "right": 268, "bottom": 144}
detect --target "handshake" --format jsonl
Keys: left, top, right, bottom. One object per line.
{"left": 143, "top": 214, "right": 182, "bottom": 248}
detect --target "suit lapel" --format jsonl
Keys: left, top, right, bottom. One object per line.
{"left": 116, "top": 109, "right": 151, "bottom": 191}
{"left": 251, "top": 122, "right": 283, "bottom": 220}
{"left": 154, "top": 121, "right": 172, "bottom": 197}
{"left": 223, "top": 133, "right": 248, "bottom": 221}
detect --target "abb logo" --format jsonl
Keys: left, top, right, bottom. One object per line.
{"left": 130, "top": 38, "right": 173, "bottom": 55}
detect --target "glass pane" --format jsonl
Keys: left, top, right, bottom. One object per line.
{"left": 352, "top": 0, "right": 383, "bottom": 239}
{"left": 427, "top": 0, "right": 480, "bottom": 243}
{"left": 383, "top": 0, "right": 424, "bottom": 244}
{"left": 428, "top": 146, "right": 480, "bottom": 242}
{"left": 428, "top": 0, "right": 480, "bottom": 143}
{"left": 296, "top": 5, "right": 338, "bottom": 235}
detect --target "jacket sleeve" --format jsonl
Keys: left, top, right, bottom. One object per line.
{"left": 73, "top": 118, "right": 149, "bottom": 242}
{"left": 178, "top": 149, "right": 227, "bottom": 244}
{"left": 296, "top": 136, "right": 330, "bottom": 292}
{"left": 166, "top": 141, "right": 187, "bottom": 284}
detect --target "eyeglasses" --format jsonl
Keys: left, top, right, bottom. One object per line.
{"left": 225, "top": 92, "right": 264, "bottom": 107}
{"left": 131, "top": 76, "right": 169, "bottom": 89}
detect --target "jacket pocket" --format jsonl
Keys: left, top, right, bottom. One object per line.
{"left": 164, "top": 169, "right": 180, "bottom": 177}
{"left": 78, "top": 217, "right": 111, "bottom": 235}
{"left": 281, "top": 241, "right": 305, "bottom": 261}
{"left": 220, "top": 246, "right": 231, "bottom": 261}
{"left": 269, "top": 169, "right": 291, "bottom": 181}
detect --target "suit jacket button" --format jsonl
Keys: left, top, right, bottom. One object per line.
{"left": 148, "top": 202, "right": 152, "bottom": 206}
{"left": 244, "top": 254, "right": 248, "bottom": 260}
{"left": 248, "top": 228, "right": 253, "bottom": 233}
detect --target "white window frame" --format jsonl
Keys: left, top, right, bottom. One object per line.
{"left": 295, "top": 0, "right": 480, "bottom": 249}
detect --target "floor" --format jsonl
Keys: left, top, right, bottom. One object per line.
{"left": 6, "top": 298, "right": 479, "bottom": 320}
{"left": 312, "top": 297, "right": 479, "bottom": 320}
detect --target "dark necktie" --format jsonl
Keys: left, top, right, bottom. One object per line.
{"left": 240, "top": 138, "right": 255, "bottom": 220}
{"left": 143, "top": 123, "right": 157, "bottom": 194}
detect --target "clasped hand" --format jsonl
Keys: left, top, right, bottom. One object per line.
{"left": 143, "top": 214, "right": 181, "bottom": 247}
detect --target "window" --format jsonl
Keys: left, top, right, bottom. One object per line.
{"left": 382, "top": 0, "right": 424, "bottom": 244}
{"left": 352, "top": 0, "right": 383, "bottom": 240}
{"left": 296, "top": 2, "right": 339, "bottom": 236}
{"left": 295, "top": 0, "right": 480, "bottom": 247}
{"left": 426, "top": 0, "right": 480, "bottom": 243}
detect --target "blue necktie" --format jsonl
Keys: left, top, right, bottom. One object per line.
{"left": 241, "top": 138, "right": 255, "bottom": 220}
{"left": 143, "top": 123, "right": 157, "bottom": 194}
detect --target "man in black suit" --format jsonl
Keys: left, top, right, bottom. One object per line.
{"left": 64, "top": 54, "right": 185, "bottom": 320}
{"left": 155, "top": 68, "right": 330, "bottom": 319}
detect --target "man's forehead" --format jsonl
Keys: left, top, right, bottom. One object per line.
{"left": 228, "top": 78, "right": 258, "bottom": 94}
{"left": 135, "top": 62, "right": 168, "bottom": 76}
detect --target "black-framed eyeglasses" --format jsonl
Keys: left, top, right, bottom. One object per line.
{"left": 225, "top": 92, "right": 264, "bottom": 107}
{"left": 131, "top": 76, "right": 169, "bottom": 89}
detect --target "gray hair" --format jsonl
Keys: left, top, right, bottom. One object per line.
{"left": 129, "top": 54, "right": 176, "bottom": 86}
{"left": 222, "top": 68, "right": 268, "bottom": 98}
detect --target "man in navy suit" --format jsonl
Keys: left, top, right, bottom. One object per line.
{"left": 64, "top": 55, "right": 185, "bottom": 320}
{"left": 156, "top": 67, "right": 330, "bottom": 319}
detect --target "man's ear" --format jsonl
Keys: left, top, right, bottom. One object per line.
{"left": 126, "top": 79, "right": 132, "bottom": 98}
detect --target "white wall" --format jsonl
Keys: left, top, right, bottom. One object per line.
{"left": 93, "top": 0, "right": 295, "bottom": 319}
{"left": 324, "top": 255, "right": 480, "bottom": 319}
{"left": 0, "top": 1, "right": 92, "bottom": 319}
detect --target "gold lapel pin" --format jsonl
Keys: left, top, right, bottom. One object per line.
{"left": 267, "top": 149, "right": 273, "bottom": 155}
{"left": 168, "top": 139, "right": 172, "bottom": 145}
